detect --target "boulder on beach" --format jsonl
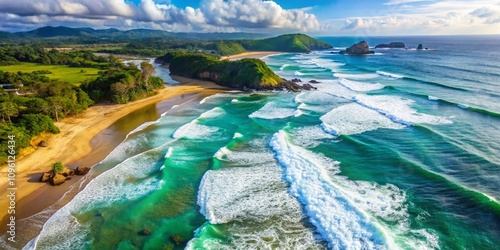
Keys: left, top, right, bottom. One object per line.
{"left": 417, "top": 44, "right": 424, "bottom": 50}
{"left": 340, "top": 41, "right": 374, "bottom": 55}
{"left": 50, "top": 174, "right": 66, "bottom": 186}
{"left": 375, "top": 42, "right": 405, "bottom": 49}
{"left": 40, "top": 172, "right": 52, "bottom": 182}
{"left": 38, "top": 141, "right": 48, "bottom": 147}
{"left": 75, "top": 166, "right": 90, "bottom": 175}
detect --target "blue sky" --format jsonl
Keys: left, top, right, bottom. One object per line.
{"left": 0, "top": 0, "right": 498, "bottom": 35}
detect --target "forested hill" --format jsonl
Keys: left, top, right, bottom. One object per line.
{"left": 1, "top": 26, "right": 269, "bottom": 41}
{"left": 240, "top": 34, "right": 332, "bottom": 52}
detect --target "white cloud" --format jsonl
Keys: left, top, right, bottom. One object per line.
{"left": 0, "top": 0, "right": 320, "bottom": 32}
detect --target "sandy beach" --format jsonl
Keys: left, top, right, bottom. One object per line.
{"left": 221, "top": 51, "right": 283, "bottom": 60}
{"left": 0, "top": 77, "right": 226, "bottom": 233}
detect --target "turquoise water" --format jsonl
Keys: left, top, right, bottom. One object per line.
{"left": 26, "top": 36, "right": 499, "bottom": 249}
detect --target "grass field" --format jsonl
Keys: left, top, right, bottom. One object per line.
{"left": 0, "top": 63, "right": 100, "bottom": 85}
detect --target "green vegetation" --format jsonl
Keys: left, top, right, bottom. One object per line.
{"left": 167, "top": 53, "right": 283, "bottom": 90}
{"left": 51, "top": 161, "right": 65, "bottom": 174}
{"left": 0, "top": 48, "right": 163, "bottom": 163}
{"left": 82, "top": 56, "right": 164, "bottom": 104}
{"left": 99, "top": 33, "right": 331, "bottom": 57}
{"left": 0, "top": 63, "right": 100, "bottom": 85}
{"left": 240, "top": 34, "right": 332, "bottom": 53}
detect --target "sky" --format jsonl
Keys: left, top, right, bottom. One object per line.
{"left": 0, "top": 0, "right": 498, "bottom": 35}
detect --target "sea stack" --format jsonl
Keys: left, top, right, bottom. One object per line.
{"left": 417, "top": 44, "right": 424, "bottom": 50}
{"left": 375, "top": 42, "right": 406, "bottom": 49}
{"left": 340, "top": 41, "right": 375, "bottom": 55}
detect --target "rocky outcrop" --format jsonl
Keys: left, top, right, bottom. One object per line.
{"left": 340, "top": 41, "right": 374, "bottom": 55}
{"left": 40, "top": 172, "right": 52, "bottom": 182}
{"left": 375, "top": 42, "right": 405, "bottom": 49}
{"left": 309, "top": 80, "right": 321, "bottom": 84}
{"left": 301, "top": 83, "right": 317, "bottom": 90}
{"left": 50, "top": 174, "right": 66, "bottom": 186}
{"left": 417, "top": 44, "right": 423, "bottom": 50}
{"left": 75, "top": 166, "right": 90, "bottom": 175}
{"left": 38, "top": 141, "right": 48, "bottom": 147}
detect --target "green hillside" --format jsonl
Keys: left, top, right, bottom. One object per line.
{"left": 168, "top": 53, "right": 283, "bottom": 90}
{"left": 240, "top": 33, "right": 332, "bottom": 52}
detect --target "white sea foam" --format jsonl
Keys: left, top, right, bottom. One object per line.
{"left": 354, "top": 95, "right": 453, "bottom": 126}
{"left": 233, "top": 132, "right": 244, "bottom": 139}
{"left": 320, "top": 103, "right": 405, "bottom": 136}
{"left": 231, "top": 99, "right": 238, "bottom": 103}
{"left": 270, "top": 131, "right": 439, "bottom": 249}
{"left": 376, "top": 71, "right": 404, "bottom": 79}
{"left": 194, "top": 164, "right": 323, "bottom": 249}
{"left": 280, "top": 64, "right": 289, "bottom": 71}
{"left": 199, "top": 107, "right": 226, "bottom": 119}
{"left": 309, "top": 58, "right": 346, "bottom": 71}
{"left": 294, "top": 71, "right": 304, "bottom": 76}
{"left": 270, "top": 130, "right": 390, "bottom": 249}
{"left": 457, "top": 104, "right": 469, "bottom": 109}
{"left": 249, "top": 102, "right": 296, "bottom": 120}
{"left": 338, "top": 78, "right": 385, "bottom": 92}
{"left": 428, "top": 96, "right": 439, "bottom": 101}
{"left": 164, "top": 147, "right": 174, "bottom": 158}
{"left": 288, "top": 125, "right": 336, "bottom": 148}
{"left": 172, "top": 120, "right": 219, "bottom": 139}
{"left": 334, "top": 73, "right": 378, "bottom": 80}
{"left": 125, "top": 121, "right": 158, "bottom": 139}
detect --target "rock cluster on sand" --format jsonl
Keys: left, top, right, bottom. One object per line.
{"left": 40, "top": 166, "right": 90, "bottom": 186}
{"left": 340, "top": 41, "right": 374, "bottom": 55}
{"left": 375, "top": 42, "right": 405, "bottom": 49}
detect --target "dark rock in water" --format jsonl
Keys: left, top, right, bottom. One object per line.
{"left": 171, "top": 234, "right": 185, "bottom": 245}
{"left": 417, "top": 44, "right": 423, "bottom": 50}
{"left": 40, "top": 172, "right": 52, "bottom": 182}
{"left": 340, "top": 41, "right": 374, "bottom": 55}
{"left": 38, "top": 141, "right": 48, "bottom": 147}
{"left": 50, "top": 174, "right": 66, "bottom": 186}
{"left": 75, "top": 166, "right": 90, "bottom": 175}
{"left": 291, "top": 78, "right": 302, "bottom": 83}
{"left": 301, "top": 83, "right": 317, "bottom": 90}
{"left": 375, "top": 42, "right": 405, "bottom": 49}
{"left": 139, "top": 229, "right": 151, "bottom": 236}
{"left": 309, "top": 80, "right": 321, "bottom": 84}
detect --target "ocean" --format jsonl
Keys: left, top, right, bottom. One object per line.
{"left": 24, "top": 35, "right": 500, "bottom": 249}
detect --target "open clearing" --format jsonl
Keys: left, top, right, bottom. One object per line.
{"left": 0, "top": 63, "right": 100, "bottom": 85}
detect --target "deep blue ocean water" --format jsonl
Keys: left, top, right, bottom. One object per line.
{"left": 15, "top": 35, "right": 500, "bottom": 250}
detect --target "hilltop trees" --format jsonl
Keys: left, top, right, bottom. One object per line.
{"left": 82, "top": 60, "right": 163, "bottom": 104}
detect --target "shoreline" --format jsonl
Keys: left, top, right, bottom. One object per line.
{"left": 221, "top": 51, "right": 282, "bottom": 60}
{"left": 0, "top": 77, "right": 227, "bottom": 238}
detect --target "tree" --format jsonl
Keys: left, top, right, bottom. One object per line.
{"left": 0, "top": 101, "right": 19, "bottom": 123}
{"left": 18, "top": 114, "right": 60, "bottom": 137}
{"left": 140, "top": 61, "right": 155, "bottom": 91}
{"left": 51, "top": 162, "right": 65, "bottom": 174}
